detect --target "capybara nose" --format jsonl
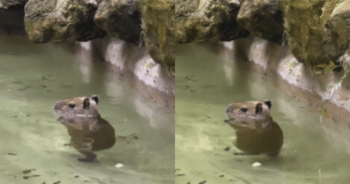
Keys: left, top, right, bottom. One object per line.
{"left": 54, "top": 101, "right": 62, "bottom": 111}
{"left": 226, "top": 104, "right": 233, "bottom": 113}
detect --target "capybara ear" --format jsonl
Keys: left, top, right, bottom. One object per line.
{"left": 264, "top": 100, "right": 272, "bottom": 109}
{"left": 91, "top": 95, "right": 99, "bottom": 105}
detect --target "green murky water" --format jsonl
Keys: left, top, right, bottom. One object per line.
{"left": 175, "top": 43, "right": 350, "bottom": 184}
{"left": 0, "top": 36, "right": 174, "bottom": 184}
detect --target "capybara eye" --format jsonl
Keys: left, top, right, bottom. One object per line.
{"left": 255, "top": 103, "right": 263, "bottom": 113}
{"left": 83, "top": 98, "right": 90, "bottom": 109}
{"left": 240, "top": 107, "right": 248, "bottom": 112}
{"left": 68, "top": 103, "right": 75, "bottom": 108}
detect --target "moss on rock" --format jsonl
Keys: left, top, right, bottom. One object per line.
{"left": 175, "top": 0, "right": 249, "bottom": 43}
{"left": 137, "top": 0, "right": 175, "bottom": 68}
{"left": 24, "top": 0, "right": 106, "bottom": 43}
{"left": 278, "top": 0, "right": 350, "bottom": 69}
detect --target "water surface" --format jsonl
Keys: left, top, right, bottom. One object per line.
{"left": 175, "top": 43, "right": 350, "bottom": 184}
{"left": 0, "top": 36, "right": 174, "bottom": 184}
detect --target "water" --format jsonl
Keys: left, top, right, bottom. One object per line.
{"left": 175, "top": 43, "right": 350, "bottom": 184}
{"left": 0, "top": 36, "right": 174, "bottom": 184}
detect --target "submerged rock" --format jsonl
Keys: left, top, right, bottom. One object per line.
{"left": 278, "top": 0, "right": 350, "bottom": 68}
{"left": 237, "top": 0, "right": 284, "bottom": 44}
{"left": 137, "top": 0, "right": 175, "bottom": 68}
{"left": 175, "top": 0, "right": 249, "bottom": 43}
{"left": 24, "top": 0, "right": 106, "bottom": 43}
{"left": 94, "top": 0, "right": 142, "bottom": 44}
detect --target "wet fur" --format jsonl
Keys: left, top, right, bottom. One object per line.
{"left": 54, "top": 95, "right": 116, "bottom": 162}
{"left": 225, "top": 100, "right": 283, "bottom": 157}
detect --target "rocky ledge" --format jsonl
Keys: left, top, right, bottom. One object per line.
{"left": 176, "top": 0, "right": 350, "bottom": 71}
{"left": 0, "top": 0, "right": 174, "bottom": 70}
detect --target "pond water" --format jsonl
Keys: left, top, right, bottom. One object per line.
{"left": 175, "top": 43, "right": 350, "bottom": 184}
{"left": 0, "top": 36, "right": 174, "bottom": 184}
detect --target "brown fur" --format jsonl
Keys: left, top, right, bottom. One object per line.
{"left": 54, "top": 95, "right": 116, "bottom": 162}
{"left": 225, "top": 100, "right": 283, "bottom": 157}
{"left": 54, "top": 95, "right": 100, "bottom": 118}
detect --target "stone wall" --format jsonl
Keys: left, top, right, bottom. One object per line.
{"left": 176, "top": 0, "right": 350, "bottom": 71}
{"left": 0, "top": 0, "right": 174, "bottom": 70}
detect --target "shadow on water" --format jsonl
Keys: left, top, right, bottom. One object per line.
{"left": 0, "top": 36, "right": 174, "bottom": 184}
{"left": 175, "top": 42, "right": 350, "bottom": 184}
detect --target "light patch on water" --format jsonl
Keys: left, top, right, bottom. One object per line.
{"left": 105, "top": 72, "right": 123, "bottom": 99}
{"left": 222, "top": 41, "right": 233, "bottom": 50}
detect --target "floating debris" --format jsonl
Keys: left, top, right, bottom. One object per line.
{"left": 185, "top": 76, "right": 197, "bottom": 82}
{"left": 42, "top": 76, "right": 53, "bottom": 81}
{"left": 115, "top": 163, "right": 124, "bottom": 168}
{"left": 176, "top": 174, "right": 186, "bottom": 177}
{"left": 8, "top": 153, "right": 17, "bottom": 155}
{"left": 23, "top": 175, "right": 40, "bottom": 180}
{"left": 252, "top": 162, "right": 262, "bottom": 167}
{"left": 22, "top": 169, "right": 32, "bottom": 174}
{"left": 224, "top": 147, "right": 230, "bottom": 151}
{"left": 61, "top": 85, "right": 73, "bottom": 88}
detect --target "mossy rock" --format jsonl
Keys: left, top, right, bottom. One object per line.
{"left": 237, "top": 0, "right": 284, "bottom": 44}
{"left": 94, "top": 0, "right": 142, "bottom": 44}
{"left": 278, "top": 0, "right": 350, "bottom": 69}
{"left": 24, "top": 0, "right": 106, "bottom": 43}
{"left": 137, "top": 0, "right": 175, "bottom": 68}
{"left": 175, "top": 0, "right": 249, "bottom": 43}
